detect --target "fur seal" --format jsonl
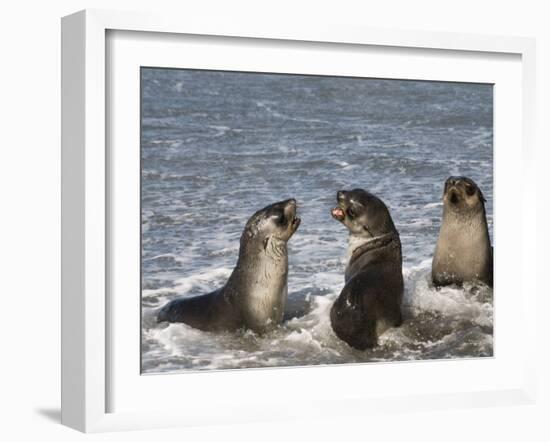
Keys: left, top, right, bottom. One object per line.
{"left": 157, "top": 199, "right": 301, "bottom": 333}
{"left": 329, "top": 189, "right": 403, "bottom": 350}
{"left": 432, "top": 176, "right": 493, "bottom": 287}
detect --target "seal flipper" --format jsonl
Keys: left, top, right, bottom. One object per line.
{"left": 282, "top": 294, "right": 313, "bottom": 321}
{"left": 329, "top": 280, "right": 379, "bottom": 350}
{"left": 330, "top": 301, "right": 378, "bottom": 350}
{"left": 156, "top": 289, "right": 222, "bottom": 329}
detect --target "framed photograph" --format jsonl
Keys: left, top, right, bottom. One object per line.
{"left": 61, "top": 9, "right": 537, "bottom": 432}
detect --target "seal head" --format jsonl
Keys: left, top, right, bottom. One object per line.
{"left": 242, "top": 198, "right": 301, "bottom": 255}
{"left": 432, "top": 176, "right": 493, "bottom": 287}
{"left": 330, "top": 189, "right": 403, "bottom": 350}
{"left": 332, "top": 189, "right": 399, "bottom": 276}
{"left": 443, "top": 175, "right": 487, "bottom": 212}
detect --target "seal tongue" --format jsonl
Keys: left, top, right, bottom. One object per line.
{"left": 331, "top": 207, "right": 345, "bottom": 221}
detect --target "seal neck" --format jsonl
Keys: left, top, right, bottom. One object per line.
{"left": 443, "top": 201, "right": 486, "bottom": 222}
{"left": 264, "top": 237, "right": 287, "bottom": 261}
{"left": 238, "top": 236, "right": 287, "bottom": 264}
{"left": 349, "top": 232, "right": 398, "bottom": 265}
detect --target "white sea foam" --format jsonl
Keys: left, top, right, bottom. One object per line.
{"left": 256, "top": 101, "right": 332, "bottom": 125}
{"left": 142, "top": 267, "right": 232, "bottom": 301}
{"left": 171, "top": 268, "right": 232, "bottom": 294}
{"left": 142, "top": 259, "right": 493, "bottom": 373}
{"left": 423, "top": 202, "right": 443, "bottom": 209}
{"left": 146, "top": 253, "right": 188, "bottom": 264}
{"left": 402, "top": 261, "right": 492, "bottom": 328}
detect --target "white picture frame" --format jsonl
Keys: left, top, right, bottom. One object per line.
{"left": 61, "top": 9, "right": 537, "bottom": 433}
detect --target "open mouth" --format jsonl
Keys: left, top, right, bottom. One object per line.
{"left": 449, "top": 190, "right": 460, "bottom": 205}
{"left": 331, "top": 206, "right": 345, "bottom": 221}
{"left": 285, "top": 200, "right": 301, "bottom": 230}
{"left": 291, "top": 216, "right": 301, "bottom": 230}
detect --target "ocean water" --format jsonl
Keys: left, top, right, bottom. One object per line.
{"left": 140, "top": 68, "right": 493, "bottom": 373}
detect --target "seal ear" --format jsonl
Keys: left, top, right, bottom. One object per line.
{"left": 478, "top": 189, "right": 487, "bottom": 203}
{"left": 263, "top": 236, "right": 270, "bottom": 251}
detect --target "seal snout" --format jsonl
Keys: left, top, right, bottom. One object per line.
{"left": 332, "top": 190, "right": 347, "bottom": 221}
{"left": 283, "top": 198, "right": 297, "bottom": 217}
{"left": 448, "top": 188, "right": 460, "bottom": 205}
{"left": 282, "top": 198, "right": 300, "bottom": 231}
{"left": 446, "top": 176, "right": 460, "bottom": 186}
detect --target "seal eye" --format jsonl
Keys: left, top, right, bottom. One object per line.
{"left": 465, "top": 184, "right": 476, "bottom": 196}
{"left": 346, "top": 208, "right": 355, "bottom": 218}
{"left": 271, "top": 210, "right": 285, "bottom": 225}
